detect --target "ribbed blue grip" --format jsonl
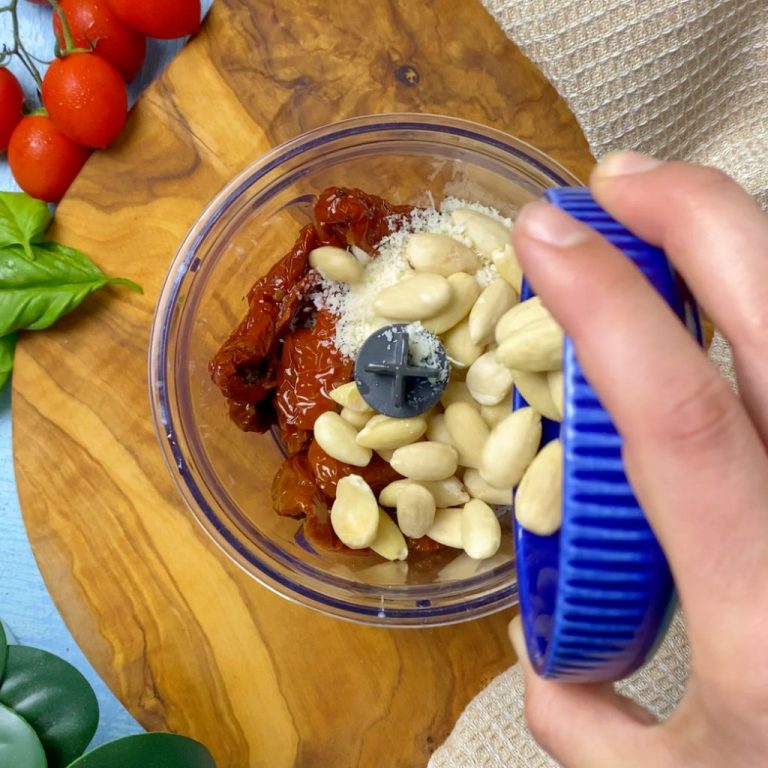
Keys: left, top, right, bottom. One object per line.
{"left": 514, "top": 188, "right": 701, "bottom": 681}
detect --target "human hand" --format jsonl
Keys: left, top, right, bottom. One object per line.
{"left": 508, "top": 153, "right": 768, "bottom": 767}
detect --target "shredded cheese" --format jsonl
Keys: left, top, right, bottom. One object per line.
{"left": 313, "top": 197, "right": 511, "bottom": 359}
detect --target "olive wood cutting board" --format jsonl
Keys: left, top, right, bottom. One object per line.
{"left": 11, "top": 1, "right": 593, "bottom": 765}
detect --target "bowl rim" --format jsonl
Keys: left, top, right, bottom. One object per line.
{"left": 148, "top": 112, "right": 581, "bottom": 626}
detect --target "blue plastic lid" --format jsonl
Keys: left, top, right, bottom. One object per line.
{"left": 515, "top": 188, "right": 702, "bottom": 682}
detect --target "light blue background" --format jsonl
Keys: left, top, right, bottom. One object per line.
{"left": 1, "top": 0, "right": 213, "bottom": 749}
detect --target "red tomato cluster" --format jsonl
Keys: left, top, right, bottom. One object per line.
{"left": 1, "top": 0, "right": 202, "bottom": 202}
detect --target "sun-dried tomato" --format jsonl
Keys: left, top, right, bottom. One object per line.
{"left": 274, "top": 308, "right": 354, "bottom": 448}
{"left": 213, "top": 187, "right": 431, "bottom": 555}
{"left": 307, "top": 439, "right": 401, "bottom": 499}
{"left": 209, "top": 224, "right": 326, "bottom": 422}
{"left": 313, "top": 186, "right": 413, "bottom": 253}
{"left": 271, "top": 452, "right": 326, "bottom": 519}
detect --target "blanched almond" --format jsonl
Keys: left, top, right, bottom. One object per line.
{"left": 357, "top": 560, "right": 408, "bottom": 585}
{"left": 443, "top": 317, "right": 485, "bottom": 368}
{"left": 330, "top": 381, "right": 374, "bottom": 413}
{"left": 549, "top": 370, "right": 564, "bottom": 420}
{"left": 330, "top": 475, "right": 380, "bottom": 548}
{"left": 468, "top": 279, "right": 518, "bottom": 346}
{"left": 423, "top": 476, "right": 470, "bottom": 507}
{"left": 511, "top": 369, "right": 561, "bottom": 422}
{"left": 451, "top": 208, "right": 513, "bottom": 259}
{"left": 463, "top": 468, "right": 513, "bottom": 506}
{"left": 406, "top": 232, "right": 480, "bottom": 276}
{"left": 425, "top": 507, "right": 464, "bottom": 548}
{"left": 440, "top": 380, "right": 480, "bottom": 410}
{"left": 340, "top": 407, "right": 372, "bottom": 429}
{"left": 309, "top": 245, "right": 365, "bottom": 284}
{"left": 480, "top": 394, "right": 512, "bottom": 429}
{"left": 356, "top": 414, "right": 427, "bottom": 450}
{"left": 374, "top": 273, "right": 452, "bottom": 320}
{"left": 396, "top": 483, "right": 436, "bottom": 538}
{"left": 380, "top": 477, "right": 469, "bottom": 509}
{"left": 421, "top": 272, "right": 481, "bottom": 334}
{"left": 314, "top": 411, "right": 372, "bottom": 467}
{"left": 370, "top": 508, "right": 409, "bottom": 561}
{"left": 461, "top": 499, "right": 502, "bottom": 559}
{"left": 479, "top": 407, "right": 542, "bottom": 489}
{"left": 494, "top": 296, "right": 545, "bottom": 344}
{"left": 493, "top": 244, "right": 523, "bottom": 292}
{"left": 444, "top": 402, "right": 489, "bottom": 469}
{"left": 515, "top": 438, "right": 563, "bottom": 536}
{"left": 426, "top": 413, "right": 453, "bottom": 446}
{"left": 379, "top": 479, "right": 413, "bottom": 508}
{"left": 496, "top": 315, "right": 564, "bottom": 372}
{"left": 376, "top": 448, "right": 395, "bottom": 462}
{"left": 474, "top": 537, "right": 515, "bottom": 574}
{"left": 390, "top": 442, "right": 459, "bottom": 481}
{"left": 436, "top": 552, "right": 482, "bottom": 581}
{"left": 465, "top": 351, "right": 514, "bottom": 406}
{"left": 350, "top": 244, "right": 371, "bottom": 265}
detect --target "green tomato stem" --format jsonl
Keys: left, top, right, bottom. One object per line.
{"left": 47, "top": 0, "right": 76, "bottom": 55}
{"left": 1, "top": 0, "right": 44, "bottom": 92}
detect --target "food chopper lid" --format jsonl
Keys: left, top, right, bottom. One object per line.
{"left": 514, "top": 187, "right": 702, "bottom": 681}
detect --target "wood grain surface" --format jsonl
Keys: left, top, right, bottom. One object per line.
{"left": 12, "top": 1, "right": 593, "bottom": 766}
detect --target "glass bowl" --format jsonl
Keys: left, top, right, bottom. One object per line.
{"left": 148, "top": 113, "right": 580, "bottom": 626}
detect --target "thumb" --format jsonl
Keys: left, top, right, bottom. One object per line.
{"left": 509, "top": 616, "right": 659, "bottom": 768}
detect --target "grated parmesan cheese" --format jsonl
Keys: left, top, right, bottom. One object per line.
{"left": 314, "top": 197, "right": 511, "bottom": 359}
{"left": 405, "top": 322, "right": 450, "bottom": 385}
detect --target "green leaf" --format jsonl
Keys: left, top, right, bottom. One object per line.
{"left": 0, "top": 242, "right": 142, "bottom": 337}
{"left": 0, "top": 193, "right": 52, "bottom": 260}
{"left": 0, "top": 620, "right": 16, "bottom": 645}
{"left": 0, "top": 703, "right": 47, "bottom": 768}
{"left": 66, "top": 733, "right": 217, "bottom": 768}
{"left": 0, "top": 621, "right": 7, "bottom": 682}
{"left": 0, "top": 334, "right": 17, "bottom": 392}
{"left": 0, "top": 645, "right": 99, "bottom": 768}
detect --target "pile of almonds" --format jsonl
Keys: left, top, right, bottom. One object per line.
{"left": 309, "top": 206, "right": 566, "bottom": 563}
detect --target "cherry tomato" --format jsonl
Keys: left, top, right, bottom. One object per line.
{"left": 105, "top": 0, "right": 200, "bottom": 39}
{"left": 53, "top": 0, "right": 147, "bottom": 82}
{"left": 0, "top": 68, "right": 24, "bottom": 152}
{"left": 8, "top": 115, "right": 91, "bottom": 202}
{"left": 42, "top": 53, "right": 127, "bottom": 149}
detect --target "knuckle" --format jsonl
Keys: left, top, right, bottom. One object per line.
{"left": 665, "top": 164, "right": 739, "bottom": 230}
{"left": 655, "top": 372, "right": 737, "bottom": 451}
{"left": 676, "top": 163, "right": 736, "bottom": 194}
{"left": 739, "top": 302, "right": 768, "bottom": 354}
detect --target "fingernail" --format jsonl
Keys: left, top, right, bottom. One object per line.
{"left": 508, "top": 614, "right": 531, "bottom": 669}
{"left": 595, "top": 151, "right": 662, "bottom": 178}
{"left": 516, "top": 201, "right": 591, "bottom": 248}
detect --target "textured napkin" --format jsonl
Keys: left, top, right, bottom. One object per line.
{"left": 430, "top": 1, "right": 766, "bottom": 765}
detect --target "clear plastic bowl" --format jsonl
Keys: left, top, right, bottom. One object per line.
{"left": 148, "top": 113, "right": 580, "bottom": 626}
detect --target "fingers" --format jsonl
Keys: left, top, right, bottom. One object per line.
{"left": 590, "top": 153, "right": 768, "bottom": 444}
{"left": 509, "top": 616, "right": 658, "bottom": 768}
{"left": 512, "top": 201, "right": 768, "bottom": 643}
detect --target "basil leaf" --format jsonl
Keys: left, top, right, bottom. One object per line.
{"left": 0, "top": 334, "right": 16, "bottom": 392}
{"left": 0, "top": 703, "right": 47, "bottom": 768}
{"left": 0, "top": 645, "right": 99, "bottom": 768}
{"left": 0, "top": 242, "right": 141, "bottom": 337}
{"left": 0, "top": 193, "right": 52, "bottom": 261}
{"left": 0, "top": 621, "right": 7, "bottom": 682}
{"left": 65, "top": 733, "right": 217, "bottom": 768}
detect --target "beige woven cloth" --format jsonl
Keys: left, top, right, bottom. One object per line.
{"left": 430, "top": 1, "right": 767, "bottom": 765}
